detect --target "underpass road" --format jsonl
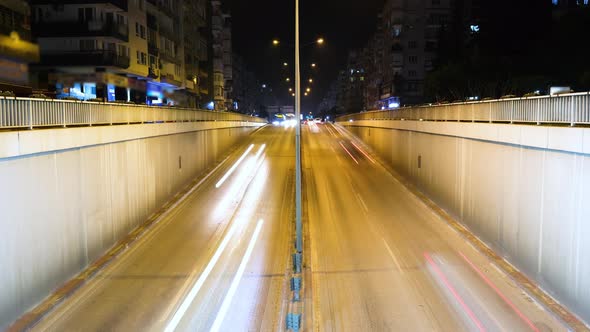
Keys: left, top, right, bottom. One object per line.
{"left": 27, "top": 121, "right": 575, "bottom": 332}
{"left": 31, "top": 125, "right": 294, "bottom": 332}
{"left": 304, "top": 122, "right": 569, "bottom": 332}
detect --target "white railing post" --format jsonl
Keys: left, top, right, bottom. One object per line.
{"left": 62, "top": 101, "right": 66, "bottom": 128}
{"left": 536, "top": 98, "right": 541, "bottom": 126}
{"left": 28, "top": 99, "right": 33, "bottom": 129}
{"left": 510, "top": 100, "right": 514, "bottom": 124}
{"left": 570, "top": 95, "right": 575, "bottom": 127}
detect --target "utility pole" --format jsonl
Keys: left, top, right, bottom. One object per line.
{"left": 294, "top": 0, "right": 303, "bottom": 253}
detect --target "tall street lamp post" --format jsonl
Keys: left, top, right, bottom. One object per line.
{"left": 294, "top": 0, "right": 303, "bottom": 253}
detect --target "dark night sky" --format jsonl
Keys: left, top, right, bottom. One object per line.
{"left": 227, "top": 0, "right": 385, "bottom": 109}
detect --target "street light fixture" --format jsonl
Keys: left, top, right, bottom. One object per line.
{"left": 272, "top": 39, "right": 280, "bottom": 46}
{"left": 283, "top": 62, "right": 288, "bottom": 67}
{"left": 286, "top": 78, "right": 291, "bottom": 82}
{"left": 311, "top": 63, "right": 316, "bottom": 68}
{"left": 289, "top": 87, "right": 293, "bottom": 92}
{"left": 306, "top": 87, "right": 311, "bottom": 92}
{"left": 317, "top": 37, "right": 325, "bottom": 45}
{"left": 308, "top": 78, "right": 313, "bottom": 83}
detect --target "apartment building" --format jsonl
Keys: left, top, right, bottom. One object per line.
{"left": 379, "top": 0, "right": 452, "bottom": 105}
{"left": 0, "top": 0, "right": 40, "bottom": 95}
{"left": 30, "top": 0, "right": 212, "bottom": 106}
{"left": 31, "top": 0, "right": 137, "bottom": 100}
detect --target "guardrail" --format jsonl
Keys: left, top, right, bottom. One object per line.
{"left": 0, "top": 98, "right": 266, "bottom": 129}
{"left": 336, "top": 92, "right": 590, "bottom": 126}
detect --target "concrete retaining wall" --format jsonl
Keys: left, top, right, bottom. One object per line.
{"left": 0, "top": 122, "right": 263, "bottom": 327}
{"left": 340, "top": 120, "right": 590, "bottom": 324}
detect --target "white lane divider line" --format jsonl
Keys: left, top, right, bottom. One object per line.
{"left": 382, "top": 238, "right": 404, "bottom": 274}
{"left": 164, "top": 219, "right": 242, "bottom": 332}
{"left": 209, "top": 219, "right": 265, "bottom": 332}
{"left": 216, "top": 144, "right": 255, "bottom": 188}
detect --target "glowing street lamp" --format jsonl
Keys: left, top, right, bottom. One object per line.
{"left": 286, "top": 77, "right": 291, "bottom": 82}
{"left": 283, "top": 62, "right": 288, "bottom": 67}
{"left": 289, "top": 87, "right": 293, "bottom": 92}
{"left": 272, "top": 39, "right": 280, "bottom": 46}
{"left": 317, "top": 37, "right": 325, "bottom": 45}
{"left": 306, "top": 87, "right": 311, "bottom": 92}
{"left": 308, "top": 78, "right": 313, "bottom": 83}
{"left": 311, "top": 63, "right": 316, "bottom": 68}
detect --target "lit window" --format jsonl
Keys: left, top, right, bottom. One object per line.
{"left": 392, "top": 24, "right": 402, "bottom": 37}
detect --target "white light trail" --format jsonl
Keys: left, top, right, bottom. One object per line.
{"left": 253, "top": 144, "right": 266, "bottom": 160}
{"left": 164, "top": 215, "right": 241, "bottom": 332}
{"left": 209, "top": 219, "right": 265, "bottom": 332}
{"left": 216, "top": 144, "right": 255, "bottom": 188}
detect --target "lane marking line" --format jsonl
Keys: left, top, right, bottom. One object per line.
{"left": 164, "top": 217, "right": 243, "bottom": 332}
{"left": 351, "top": 189, "right": 369, "bottom": 213}
{"left": 339, "top": 142, "right": 359, "bottom": 164}
{"left": 253, "top": 144, "right": 266, "bottom": 160}
{"left": 382, "top": 238, "right": 404, "bottom": 274}
{"left": 424, "top": 252, "right": 486, "bottom": 332}
{"left": 210, "top": 219, "right": 265, "bottom": 332}
{"left": 216, "top": 144, "right": 255, "bottom": 188}
{"left": 458, "top": 251, "right": 540, "bottom": 332}
{"left": 350, "top": 140, "right": 376, "bottom": 164}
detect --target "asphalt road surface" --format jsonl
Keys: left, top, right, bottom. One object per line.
{"left": 30, "top": 123, "right": 572, "bottom": 331}
{"left": 303, "top": 122, "right": 569, "bottom": 332}
{"left": 32, "top": 125, "right": 295, "bottom": 332}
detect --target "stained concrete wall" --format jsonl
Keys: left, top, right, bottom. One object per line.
{"left": 340, "top": 120, "right": 590, "bottom": 324}
{"left": 0, "top": 121, "right": 263, "bottom": 327}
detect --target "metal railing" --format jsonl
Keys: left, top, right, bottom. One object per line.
{"left": 336, "top": 92, "right": 590, "bottom": 126}
{"left": 0, "top": 98, "right": 266, "bottom": 129}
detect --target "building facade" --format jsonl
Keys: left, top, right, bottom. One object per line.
{"left": 29, "top": 0, "right": 213, "bottom": 106}
{"left": 31, "top": 0, "right": 137, "bottom": 101}
{"left": 0, "top": 0, "right": 40, "bottom": 95}
{"left": 378, "top": 0, "right": 452, "bottom": 106}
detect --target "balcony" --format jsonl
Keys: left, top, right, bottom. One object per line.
{"left": 148, "top": 41, "right": 159, "bottom": 56}
{"left": 159, "top": 27, "right": 179, "bottom": 43}
{"left": 41, "top": 50, "right": 130, "bottom": 69}
{"left": 35, "top": 20, "right": 128, "bottom": 42}
{"left": 30, "top": 0, "right": 128, "bottom": 11}
{"left": 146, "top": 0, "right": 175, "bottom": 18}
{"left": 160, "top": 73, "right": 181, "bottom": 87}
{"left": 160, "top": 51, "right": 180, "bottom": 64}
{"left": 148, "top": 67, "right": 159, "bottom": 79}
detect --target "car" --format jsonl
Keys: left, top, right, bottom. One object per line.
{"left": 313, "top": 118, "right": 322, "bottom": 124}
